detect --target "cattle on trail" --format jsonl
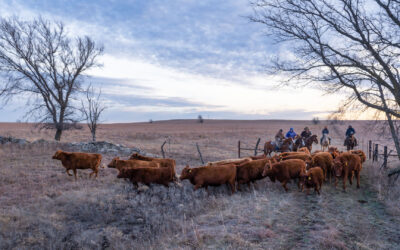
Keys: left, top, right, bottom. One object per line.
{"left": 310, "top": 152, "right": 334, "bottom": 182}
{"left": 280, "top": 153, "right": 312, "bottom": 166}
{"left": 300, "top": 167, "right": 324, "bottom": 195}
{"left": 264, "top": 138, "right": 293, "bottom": 156}
{"left": 117, "top": 167, "right": 172, "bottom": 187}
{"left": 328, "top": 147, "right": 340, "bottom": 159}
{"left": 333, "top": 152, "right": 362, "bottom": 191}
{"left": 262, "top": 159, "right": 306, "bottom": 191}
{"left": 129, "top": 153, "right": 177, "bottom": 180}
{"left": 52, "top": 150, "right": 102, "bottom": 180}
{"left": 180, "top": 164, "right": 237, "bottom": 194}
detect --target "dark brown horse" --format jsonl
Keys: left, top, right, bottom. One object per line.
{"left": 304, "top": 135, "right": 318, "bottom": 152}
{"left": 264, "top": 138, "right": 293, "bottom": 156}
{"left": 293, "top": 135, "right": 303, "bottom": 151}
{"left": 345, "top": 134, "right": 357, "bottom": 150}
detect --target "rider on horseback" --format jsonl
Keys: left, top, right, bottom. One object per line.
{"left": 301, "top": 127, "right": 312, "bottom": 139}
{"left": 344, "top": 125, "right": 357, "bottom": 146}
{"left": 321, "top": 126, "right": 331, "bottom": 144}
{"left": 275, "top": 129, "right": 285, "bottom": 148}
{"left": 286, "top": 128, "right": 297, "bottom": 139}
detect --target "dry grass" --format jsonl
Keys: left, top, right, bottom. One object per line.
{"left": 0, "top": 120, "right": 399, "bottom": 249}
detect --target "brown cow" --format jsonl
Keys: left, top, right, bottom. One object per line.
{"left": 236, "top": 158, "right": 276, "bottom": 190}
{"left": 180, "top": 164, "right": 236, "bottom": 194}
{"left": 52, "top": 150, "right": 102, "bottom": 180}
{"left": 262, "top": 159, "right": 306, "bottom": 191}
{"left": 298, "top": 147, "right": 311, "bottom": 155}
{"left": 328, "top": 147, "right": 340, "bottom": 159}
{"left": 129, "top": 153, "right": 177, "bottom": 180}
{"left": 350, "top": 150, "right": 366, "bottom": 163}
{"left": 107, "top": 157, "right": 160, "bottom": 172}
{"left": 333, "top": 152, "right": 362, "bottom": 191}
{"left": 300, "top": 167, "right": 324, "bottom": 195}
{"left": 117, "top": 167, "right": 172, "bottom": 187}
{"left": 280, "top": 153, "right": 312, "bottom": 167}
{"left": 310, "top": 152, "right": 334, "bottom": 182}
{"left": 207, "top": 157, "right": 252, "bottom": 166}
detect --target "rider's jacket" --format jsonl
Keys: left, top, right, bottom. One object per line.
{"left": 301, "top": 130, "right": 312, "bottom": 138}
{"left": 345, "top": 127, "right": 355, "bottom": 137}
{"left": 322, "top": 128, "right": 329, "bottom": 134}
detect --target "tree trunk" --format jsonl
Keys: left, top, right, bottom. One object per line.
{"left": 55, "top": 128, "right": 62, "bottom": 141}
{"left": 385, "top": 114, "right": 400, "bottom": 160}
{"left": 92, "top": 130, "right": 96, "bottom": 142}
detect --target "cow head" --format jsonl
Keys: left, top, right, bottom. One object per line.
{"left": 180, "top": 165, "right": 193, "bottom": 180}
{"left": 107, "top": 157, "right": 120, "bottom": 168}
{"left": 129, "top": 153, "right": 139, "bottom": 160}
{"left": 333, "top": 159, "right": 345, "bottom": 177}
{"left": 52, "top": 150, "right": 64, "bottom": 160}
{"left": 262, "top": 160, "right": 273, "bottom": 177}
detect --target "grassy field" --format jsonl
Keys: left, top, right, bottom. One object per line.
{"left": 0, "top": 120, "right": 399, "bottom": 249}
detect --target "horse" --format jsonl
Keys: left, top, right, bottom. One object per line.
{"left": 304, "top": 135, "right": 318, "bottom": 152}
{"left": 264, "top": 137, "right": 293, "bottom": 156}
{"left": 321, "top": 133, "right": 330, "bottom": 151}
{"left": 345, "top": 134, "right": 357, "bottom": 151}
{"left": 293, "top": 135, "right": 304, "bottom": 152}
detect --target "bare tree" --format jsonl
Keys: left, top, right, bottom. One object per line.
{"left": 0, "top": 16, "right": 103, "bottom": 141}
{"left": 81, "top": 85, "right": 106, "bottom": 142}
{"left": 250, "top": 0, "right": 400, "bottom": 158}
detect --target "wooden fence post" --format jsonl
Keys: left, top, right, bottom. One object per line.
{"left": 368, "top": 140, "right": 372, "bottom": 160}
{"left": 161, "top": 141, "right": 167, "bottom": 158}
{"left": 238, "top": 141, "right": 241, "bottom": 158}
{"left": 196, "top": 143, "right": 204, "bottom": 164}
{"left": 383, "top": 146, "right": 388, "bottom": 168}
{"left": 374, "top": 144, "right": 378, "bottom": 162}
{"left": 254, "top": 138, "right": 261, "bottom": 156}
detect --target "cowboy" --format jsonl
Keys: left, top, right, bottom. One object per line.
{"left": 301, "top": 127, "right": 312, "bottom": 139}
{"left": 321, "top": 126, "right": 331, "bottom": 144}
{"left": 275, "top": 129, "right": 285, "bottom": 148}
{"left": 345, "top": 125, "right": 357, "bottom": 146}
{"left": 286, "top": 127, "right": 297, "bottom": 139}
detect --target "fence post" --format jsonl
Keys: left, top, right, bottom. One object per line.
{"left": 374, "top": 144, "right": 378, "bottom": 162}
{"left": 238, "top": 141, "right": 241, "bottom": 158}
{"left": 161, "top": 141, "right": 167, "bottom": 158}
{"left": 368, "top": 140, "right": 372, "bottom": 160}
{"left": 254, "top": 138, "right": 261, "bottom": 156}
{"left": 383, "top": 146, "right": 388, "bottom": 168}
{"left": 196, "top": 143, "right": 204, "bottom": 165}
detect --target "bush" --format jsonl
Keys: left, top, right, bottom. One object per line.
{"left": 312, "top": 117, "right": 320, "bottom": 125}
{"left": 198, "top": 115, "right": 204, "bottom": 124}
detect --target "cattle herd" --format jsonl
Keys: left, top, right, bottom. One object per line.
{"left": 52, "top": 145, "right": 366, "bottom": 195}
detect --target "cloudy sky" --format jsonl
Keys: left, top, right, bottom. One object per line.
{"left": 0, "top": 0, "right": 345, "bottom": 122}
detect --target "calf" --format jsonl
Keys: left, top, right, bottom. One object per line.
{"left": 180, "top": 164, "right": 236, "bottom": 194}
{"left": 262, "top": 159, "right": 306, "bottom": 191}
{"left": 300, "top": 167, "right": 324, "bottom": 195}
{"left": 129, "top": 153, "right": 177, "bottom": 180}
{"left": 333, "top": 152, "right": 362, "bottom": 191}
{"left": 117, "top": 167, "right": 172, "bottom": 187}
{"left": 52, "top": 150, "right": 102, "bottom": 180}
{"left": 310, "top": 152, "right": 334, "bottom": 182}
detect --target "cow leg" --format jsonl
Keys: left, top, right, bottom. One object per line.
{"left": 73, "top": 169, "right": 77, "bottom": 180}
{"left": 315, "top": 184, "right": 320, "bottom": 195}
{"left": 343, "top": 172, "right": 347, "bottom": 191}
{"left": 66, "top": 169, "right": 73, "bottom": 176}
